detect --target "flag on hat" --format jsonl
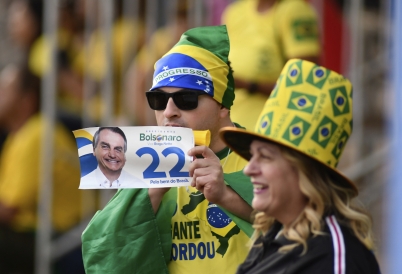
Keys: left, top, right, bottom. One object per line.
{"left": 220, "top": 59, "right": 357, "bottom": 195}
{"left": 150, "top": 25, "right": 235, "bottom": 109}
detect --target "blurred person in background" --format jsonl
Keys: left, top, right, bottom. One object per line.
{"left": 7, "top": 0, "right": 84, "bottom": 132}
{"left": 0, "top": 62, "right": 85, "bottom": 273}
{"left": 69, "top": 0, "right": 146, "bottom": 123}
{"left": 7, "top": 0, "right": 43, "bottom": 60}
{"left": 124, "top": 0, "right": 192, "bottom": 126}
{"left": 28, "top": 0, "right": 84, "bottom": 124}
{"left": 219, "top": 59, "right": 381, "bottom": 273}
{"left": 7, "top": 0, "right": 146, "bottom": 128}
{"left": 222, "top": 0, "right": 321, "bottom": 130}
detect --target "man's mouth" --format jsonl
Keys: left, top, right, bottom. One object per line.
{"left": 165, "top": 123, "right": 182, "bottom": 127}
{"left": 106, "top": 159, "right": 119, "bottom": 163}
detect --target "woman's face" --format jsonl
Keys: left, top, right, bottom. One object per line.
{"left": 244, "top": 140, "right": 307, "bottom": 226}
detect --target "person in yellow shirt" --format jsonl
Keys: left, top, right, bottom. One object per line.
{"left": 0, "top": 63, "right": 84, "bottom": 273}
{"left": 222, "top": 0, "right": 321, "bottom": 130}
{"left": 7, "top": 0, "right": 84, "bottom": 132}
{"left": 82, "top": 25, "right": 254, "bottom": 274}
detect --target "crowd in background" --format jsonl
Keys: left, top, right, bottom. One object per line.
{"left": 0, "top": 0, "right": 386, "bottom": 273}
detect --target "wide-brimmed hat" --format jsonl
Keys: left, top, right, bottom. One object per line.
{"left": 220, "top": 59, "right": 357, "bottom": 195}
{"left": 150, "top": 25, "right": 235, "bottom": 109}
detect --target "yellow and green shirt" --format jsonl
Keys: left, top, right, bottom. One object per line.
{"left": 169, "top": 148, "right": 249, "bottom": 273}
{"left": 82, "top": 136, "right": 254, "bottom": 273}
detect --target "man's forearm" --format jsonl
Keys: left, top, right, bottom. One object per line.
{"left": 148, "top": 188, "right": 170, "bottom": 213}
{"left": 217, "top": 186, "right": 252, "bottom": 223}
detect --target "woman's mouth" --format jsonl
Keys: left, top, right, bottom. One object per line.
{"left": 253, "top": 183, "right": 268, "bottom": 194}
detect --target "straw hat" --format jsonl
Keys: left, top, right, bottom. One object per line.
{"left": 220, "top": 59, "right": 357, "bottom": 195}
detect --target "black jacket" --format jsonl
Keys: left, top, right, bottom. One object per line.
{"left": 236, "top": 215, "right": 381, "bottom": 274}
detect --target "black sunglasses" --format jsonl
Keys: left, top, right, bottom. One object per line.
{"left": 146, "top": 89, "right": 207, "bottom": 110}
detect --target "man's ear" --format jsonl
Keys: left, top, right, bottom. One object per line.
{"left": 219, "top": 105, "right": 230, "bottom": 118}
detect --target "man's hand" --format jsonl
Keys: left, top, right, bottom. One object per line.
{"left": 149, "top": 145, "right": 226, "bottom": 214}
{"left": 149, "top": 187, "right": 171, "bottom": 213}
{"left": 187, "top": 146, "right": 227, "bottom": 205}
{"left": 188, "top": 146, "right": 253, "bottom": 222}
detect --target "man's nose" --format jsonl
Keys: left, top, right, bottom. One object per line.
{"left": 108, "top": 149, "right": 116, "bottom": 157}
{"left": 163, "top": 97, "right": 180, "bottom": 118}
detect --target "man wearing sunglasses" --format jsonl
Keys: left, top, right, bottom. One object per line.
{"left": 82, "top": 25, "right": 254, "bottom": 274}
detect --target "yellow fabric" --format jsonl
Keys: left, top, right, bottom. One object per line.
{"left": 222, "top": 0, "right": 321, "bottom": 130}
{"left": 168, "top": 151, "right": 249, "bottom": 273}
{"left": 0, "top": 114, "right": 82, "bottom": 232}
{"left": 255, "top": 59, "right": 353, "bottom": 169}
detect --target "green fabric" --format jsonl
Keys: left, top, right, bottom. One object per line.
{"left": 222, "top": 170, "right": 254, "bottom": 237}
{"left": 82, "top": 172, "right": 252, "bottom": 273}
{"left": 175, "top": 25, "right": 230, "bottom": 64}
{"left": 220, "top": 123, "right": 254, "bottom": 237}
{"left": 82, "top": 188, "right": 173, "bottom": 273}
{"left": 174, "top": 25, "right": 235, "bottom": 109}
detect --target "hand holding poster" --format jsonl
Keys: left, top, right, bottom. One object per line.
{"left": 73, "top": 126, "right": 209, "bottom": 189}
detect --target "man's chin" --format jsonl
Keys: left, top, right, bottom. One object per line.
{"left": 103, "top": 166, "right": 123, "bottom": 174}
{"left": 108, "top": 168, "right": 123, "bottom": 172}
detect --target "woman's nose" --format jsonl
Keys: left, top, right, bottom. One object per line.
{"left": 244, "top": 156, "right": 258, "bottom": 176}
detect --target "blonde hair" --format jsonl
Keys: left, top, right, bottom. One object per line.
{"left": 250, "top": 145, "right": 375, "bottom": 254}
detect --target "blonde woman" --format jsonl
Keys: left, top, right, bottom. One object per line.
{"left": 220, "top": 59, "right": 381, "bottom": 273}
